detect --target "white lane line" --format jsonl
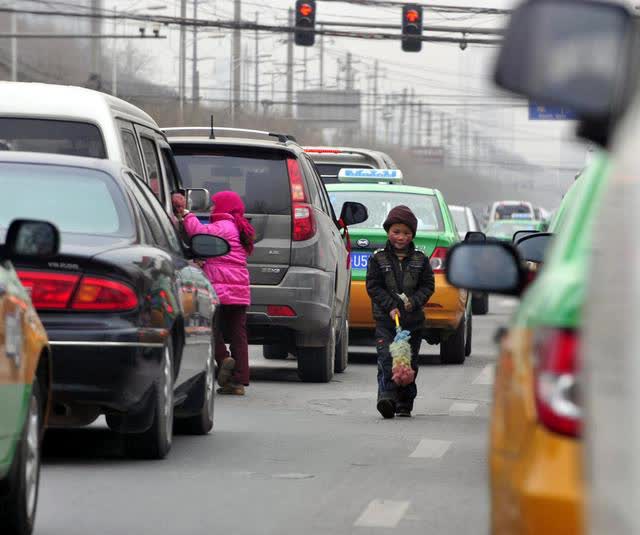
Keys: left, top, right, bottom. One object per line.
{"left": 473, "top": 364, "right": 495, "bottom": 385}
{"left": 409, "top": 438, "right": 452, "bottom": 459}
{"left": 449, "top": 402, "right": 478, "bottom": 414}
{"left": 354, "top": 499, "right": 411, "bottom": 528}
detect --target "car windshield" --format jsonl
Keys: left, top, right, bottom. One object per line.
{"left": 494, "top": 203, "right": 533, "bottom": 219}
{"left": 486, "top": 220, "right": 540, "bottom": 240}
{"left": 450, "top": 208, "right": 468, "bottom": 232}
{"left": 329, "top": 191, "right": 444, "bottom": 231}
{"left": 0, "top": 162, "right": 133, "bottom": 237}
{"left": 0, "top": 118, "right": 106, "bottom": 158}
{"left": 172, "top": 145, "right": 291, "bottom": 215}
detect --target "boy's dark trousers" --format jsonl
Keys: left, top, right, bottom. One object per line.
{"left": 376, "top": 322, "right": 422, "bottom": 411}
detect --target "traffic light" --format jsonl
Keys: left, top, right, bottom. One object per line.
{"left": 295, "top": 1, "right": 316, "bottom": 47}
{"left": 402, "top": 4, "right": 423, "bottom": 52}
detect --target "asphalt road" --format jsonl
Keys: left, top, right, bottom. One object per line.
{"left": 37, "top": 297, "right": 516, "bottom": 535}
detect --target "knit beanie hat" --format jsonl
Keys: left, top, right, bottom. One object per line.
{"left": 383, "top": 205, "right": 418, "bottom": 237}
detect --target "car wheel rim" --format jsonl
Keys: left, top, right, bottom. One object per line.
{"left": 163, "top": 346, "right": 174, "bottom": 442}
{"left": 24, "top": 393, "right": 40, "bottom": 520}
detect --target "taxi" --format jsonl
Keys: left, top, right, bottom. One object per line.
{"left": 327, "top": 169, "right": 470, "bottom": 364}
{"left": 485, "top": 217, "right": 547, "bottom": 242}
{"left": 0, "top": 219, "right": 57, "bottom": 535}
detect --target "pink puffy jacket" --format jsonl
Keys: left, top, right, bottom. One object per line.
{"left": 182, "top": 213, "right": 251, "bottom": 306}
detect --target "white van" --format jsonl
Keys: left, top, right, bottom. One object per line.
{"left": 0, "top": 82, "right": 202, "bottom": 215}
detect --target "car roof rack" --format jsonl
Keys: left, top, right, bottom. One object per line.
{"left": 162, "top": 126, "right": 297, "bottom": 144}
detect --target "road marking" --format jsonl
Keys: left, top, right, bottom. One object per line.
{"left": 409, "top": 438, "right": 452, "bottom": 459}
{"left": 449, "top": 402, "right": 478, "bottom": 414}
{"left": 354, "top": 499, "right": 411, "bottom": 528}
{"left": 473, "top": 364, "right": 495, "bottom": 385}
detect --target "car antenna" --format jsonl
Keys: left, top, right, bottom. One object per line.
{"left": 209, "top": 115, "right": 215, "bottom": 139}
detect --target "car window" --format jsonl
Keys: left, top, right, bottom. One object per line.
{"left": 161, "top": 147, "right": 181, "bottom": 192}
{"left": 140, "top": 136, "right": 164, "bottom": 203}
{"left": 121, "top": 129, "right": 145, "bottom": 177}
{"left": 329, "top": 191, "right": 444, "bottom": 231}
{"left": 450, "top": 208, "right": 468, "bottom": 232}
{"left": 0, "top": 117, "right": 106, "bottom": 158}
{"left": 300, "top": 155, "right": 324, "bottom": 209}
{"left": 0, "top": 162, "right": 133, "bottom": 237}
{"left": 121, "top": 173, "right": 169, "bottom": 249}
{"left": 134, "top": 177, "right": 182, "bottom": 254}
{"left": 314, "top": 163, "right": 373, "bottom": 184}
{"left": 172, "top": 144, "right": 291, "bottom": 215}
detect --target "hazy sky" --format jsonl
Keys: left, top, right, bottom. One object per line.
{"left": 106, "top": 0, "right": 587, "bottom": 169}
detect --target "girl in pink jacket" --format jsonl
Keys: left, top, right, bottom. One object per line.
{"left": 174, "top": 191, "right": 254, "bottom": 396}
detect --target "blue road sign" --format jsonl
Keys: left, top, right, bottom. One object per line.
{"left": 529, "top": 102, "right": 577, "bottom": 120}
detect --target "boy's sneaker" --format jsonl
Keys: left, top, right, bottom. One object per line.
{"left": 377, "top": 399, "right": 396, "bottom": 419}
{"left": 217, "top": 357, "right": 236, "bottom": 387}
{"left": 396, "top": 406, "right": 412, "bottom": 418}
{"left": 217, "top": 383, "right": 245, "bottom": 396}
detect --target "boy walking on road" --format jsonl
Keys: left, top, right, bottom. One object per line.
{"left": 366, "top": 205, "right": 435, "bottom": 418}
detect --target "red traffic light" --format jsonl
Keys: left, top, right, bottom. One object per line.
{"left": 405, "top": 9, "right": 420, "bottom": 23}
{"left": 299, "top": 3, "right": 314, "bottom": 17}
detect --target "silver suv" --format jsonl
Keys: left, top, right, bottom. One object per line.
{"left": 165, "top": 128, "right": 367, "bottom": 383}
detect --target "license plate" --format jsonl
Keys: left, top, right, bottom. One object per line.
{"left": 350, "top": 252, "right": 371, "bottom": 269}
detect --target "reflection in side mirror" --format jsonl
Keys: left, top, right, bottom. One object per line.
{"left": 4, "top": 219, "right": 59, "bottom": 260}
{"left": 187, "top": 188, "right": 211, "bottom": 212}
{"left": 191, "top": 234, "right": 230, "bottom": 258}
{"left": 494, "top": 0, "right": 634, "bottom": 138}
{"left": 340, "top": 201, "right": 368, "bottom": 227}
{"left": 464, "top": 231, "right": 486, "bottom": 243}
{"left": 515, "top": 232, "right": 553, "bottom": 264}
{"left": 446, "top": 242, "right": 523, "bottom": 296}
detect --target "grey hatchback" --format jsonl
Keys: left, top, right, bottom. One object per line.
{"left": 165, "top": 128, "right": 367, "bottom": 383}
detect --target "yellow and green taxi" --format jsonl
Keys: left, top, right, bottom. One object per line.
{"left": 0, "top": 219, "right": 57, "bottom": 535}
{"left": 485, "top": 217, "right": 547, "bottom": 242}
{"left": 327, "top": 170, "right": 470, "bottom": 364}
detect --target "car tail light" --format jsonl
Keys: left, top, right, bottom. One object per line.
{"left": 72, "top": 277, "right": 138, "bottom": 311}
{"left": 17, "top": 271, "right": 80, "bottom": 309}
{"left": 267, "top": 305, "right": 296, "bottom": 317}
{"left": 304, "top": 148, "right": 341, "bottom": 154}
{"left": 429, "top": 247, "right": 447, "bottom": 274}
{"left": 287, "top": 158, "right": 317, "bottom": 241}
{"left": 534, "top": 328, "right": 581, "bottom": 438}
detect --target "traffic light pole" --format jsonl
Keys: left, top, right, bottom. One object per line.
{"left": 233, "top": 0, "right": 241, "bottom": 122}
{"left": 287, "top": 7, "right": 294, "bottom": 117}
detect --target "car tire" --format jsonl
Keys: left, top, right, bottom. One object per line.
{"left": 334, "top": 318, "right": 349, "bottom": 374}
{"left": 440, "top": 314, "right": 466, "bottom": 365}
{"left": 465, "top": 309, "right": 473, "bottom": 357}
{"left": 297, "top": 322, "right": 336, "bottom": 383}
{"left": 263, "top": 343, "right": 289, "bottom": 360}
{"left": 125, "top": 340, "right": 174, "bottom": 459}
{"left": 176, "top": 349, "right": 215, "bottom": 436}
{"left": 472, "top": 293, "right": 489, "bottom": 315}
{"left": 0, "top": 380, "right": 42, "bottom": 535}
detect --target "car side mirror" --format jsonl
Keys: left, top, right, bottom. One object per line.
{"left": 464, "top": 231, "right": 486, "bottom": 243}
{"left": 340, "top": 201, "right": 368, "bottom": 226}
{"left": 3, "top": 219, "right": 59, "bottom": 260}
{"left": 494, "top": 0, "right": 636, "bottom": 147}
{"left": 190, "top": 234, "right": 230, "bottom": 258}
{"left": 186, "top": 188, "right": 211, "bottom": 212}
{"left": 446, "top": 242, "right": 524, "bottom": 296}
{"left": 514, "top": 232, "right": 553, "bottom": 264}
{"left": 512, "top": 230, "right": 538, "bottom": 243}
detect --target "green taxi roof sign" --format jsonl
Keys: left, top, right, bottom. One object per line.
{"left": 338, "top": 168, "right": 404, "bottom": 183}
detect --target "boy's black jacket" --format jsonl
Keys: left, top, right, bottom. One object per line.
{"left": 365, "top": 241, "right": 435, "bottom": 328}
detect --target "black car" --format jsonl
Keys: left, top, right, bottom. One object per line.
{"left": 0, "top": 152, "right": 229, "bottom": 459}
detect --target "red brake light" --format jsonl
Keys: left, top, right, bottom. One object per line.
{"left": 304, "top": 148, "right": 342, "bottom": 154}
{"left": 267, "top": 305, "right": 296, "bottom": 317}
{"left": 534, "top": 328, "right": 581, "bottom": 438}
{"left": 17, "top": 271, "right": 80, "bottom": 310}
{"left": 72, "top": 277, "right": 138, "bottom": 311}
{"left": 429, "top": 247, "right": 447, "bottom": 274}
{"left": 288, "top": 158, "right": 317, "bottom": 241}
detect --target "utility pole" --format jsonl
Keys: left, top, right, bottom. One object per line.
{"left": 179, "top": 0, "right": 186, "bottom": 119}
{"left": 233, "top": 0, "right": 242, "bottom": 122}
{"left": 303, "top": 47, "right": 308, "bottom": 88}
{"left": 319, "top": 27, "right": 324, "bottom": 89}
{"left": 384, "top": 93, "right": 391, "bottom": 145}
{"left": 426, "top": 107, "right": 432, "bottom": 146}
{"left": 90, "top": 0, "right": 101, "bottom": 76}
{"left": 111, "top": 7, "right": 117, "bottom": 95}
{"left": 345, "top": 52, "right": 353, "bottom": 89}
{"left": 191, "top": 0, "right": 199, "bottom": 102}
{"left": 408, "top": 94, "right": 415, "bottom": 149}
{"left": 10, "top": 11, "right": 17, "bottom": 81}
{"left": 254, "top": 11, "right": 259, "bottom": 112}
{"left": 286, "top": 7, "right": 294, "bottom": 117}
{"left": 398, "top": 88, "right": 408, "bottom": 147}
{"left": 371, "top": 60, "right": 379, "bottom": 145}
{"left": 440, "top": 112, "right": 445, "bottom": 145}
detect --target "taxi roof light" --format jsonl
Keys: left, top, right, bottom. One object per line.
{"left": 337, "top": 168, "right": 403, "bottom": 184}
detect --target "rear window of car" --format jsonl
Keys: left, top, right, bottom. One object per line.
{"left": 494, "top": 203, "right": 533, "bottom": 219}
{"left": 0, "top": 162, "right": 133, "bottom": 237}
{"left": 329, "top": 191, "right": 444, "bottom": 232}
{"left": 315, "top": 163, "right": 373, "bottom": 183}
{"left": 172, "top": 144, "right": 291, "bottom": 215}
{"left": 486, "top": 220, "right": 539, "bottom": 239}
{"left": 450, "top": 208, "right": 468, "bottom": 232}
{"left": 0, "top": 118, "right": 106, "bottom": 158}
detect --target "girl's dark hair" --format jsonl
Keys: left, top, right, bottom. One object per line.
{"left": 239, "top": 227, "right": 255, "bottom": 254}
